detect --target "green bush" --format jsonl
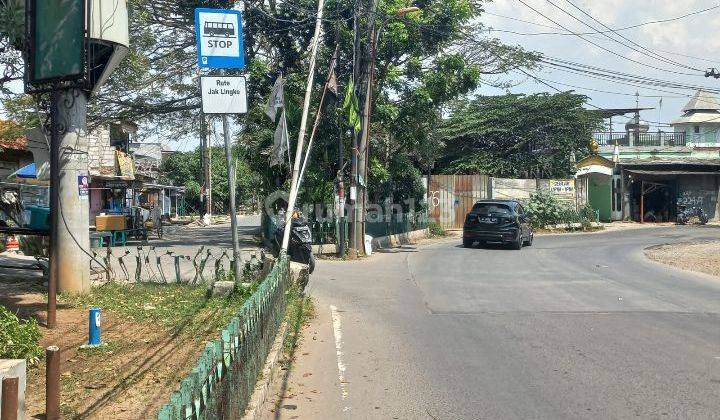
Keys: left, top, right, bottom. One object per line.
{"left": 0, "top": 305, "right": 43, "bottom": 365}
{"left": 428, "top": 222, "right": 447, "bottom": 237}
{"left": 526, "top": 189, "right": 596, "bottom": 229}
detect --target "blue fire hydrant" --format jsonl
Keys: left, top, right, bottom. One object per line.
{"left": 88, "top": 307, "right": 102, "bottom": 346}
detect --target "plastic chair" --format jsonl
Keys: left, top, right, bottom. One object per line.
{"left": 112, "top": 231, "right": 127, "bottom": 247}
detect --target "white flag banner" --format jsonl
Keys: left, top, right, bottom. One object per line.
{"left": 265, "top": 76, "right": 285, "bottom": 122}
{"left": 271, "top": 110, "right": 290, "bottom": 167}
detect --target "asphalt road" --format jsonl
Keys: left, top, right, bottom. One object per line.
{"left": 264, "top": 226, "right": 720, "bottom": 420}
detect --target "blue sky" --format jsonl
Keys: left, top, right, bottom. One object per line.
{"left": 477, "top": 0, "right": 720, "bottom": 132}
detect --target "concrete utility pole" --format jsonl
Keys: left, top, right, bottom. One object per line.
{"left": 350, "top": 0, "right": 380, "bottom": 255}
{"left": 201, "top": 115, "right": 212, "bottom": 224}
{"left": 281, "top": 0, "right": 326, "bottom": 252}
{"left": 50, "top": 89, "right": 90, "bottom": 295}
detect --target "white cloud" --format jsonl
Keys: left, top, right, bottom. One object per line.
{"left": 479, "top": 0, "right": 720, "bottom": 128}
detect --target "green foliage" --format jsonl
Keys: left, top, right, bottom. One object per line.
{"left": 19, "top": 236, "right": 48, "bottom": 257}
{"left": 438, "top": 92, "right": 604, "bottom": 178}
{"left": 428, "top": 222, "right": 447, "bottom": 237}
{"left": 160, "top": 146, "right": 260, "bottom": 214}
{"left": 2, "top": 95, "right": 42, "bottom": 131}
{"left": 1, "top": 0, "right": 539, "bottom": 210}
{"left": 61, "top": 282, "right": 257, "bottom": 335}
{"left": 0, "top": 305, "right": 43, "bottom": 365}
{"left": 369, "top": 154, "right": 426, "bottom": 211}
{"left": 526, "top": 189, "right": 565, "bottom": 228}
{"left": 526, "top": 189, "right": 598, "bottom": 229}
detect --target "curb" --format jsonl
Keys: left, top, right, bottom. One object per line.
{"left": 242, "top": 320, "right": 289, "bottom": 420}
{"left": 371, "top": 228, "right": 429, "bottom": 250}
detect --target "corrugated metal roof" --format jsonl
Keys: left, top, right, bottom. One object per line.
{"left": 620, "top": 157, "right": 720, "bottom": 166}
{"left": 671, "top": 112, "right": 720, "bottom": 125}
{"left": 626, "top": 169, "right": 720, "bottom": 176}
{"left": 682, "top": 90, "right": 720, "bottom": 113}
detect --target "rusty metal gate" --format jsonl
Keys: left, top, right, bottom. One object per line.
{"left": 428, "top": 175, "right": 490, "bottom": 229}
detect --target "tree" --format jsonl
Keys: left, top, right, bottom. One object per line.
{"left": 0, "top": 0, "right": 541, "bottom": 212}
{"left": 161, "top": 144, "right": 259, "bottom": 214}
{"left": 437, "top": 92, "right": 604, "bottom": 178}
{"left": 0, "top": 0, "right": 24, "bottom": 95}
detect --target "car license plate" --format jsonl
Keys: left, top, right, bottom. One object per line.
{"left": 479, "top": 217, "right": 497, "bottom": 224}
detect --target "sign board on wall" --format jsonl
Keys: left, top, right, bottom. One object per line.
{"left": 78, "top": 175, "right": 89, "bottom": 199}
{"left": 116, "top": 151, "right": 136, "bottom": 179}
{"left": 201, "top": 76, "right": 248, "bottom": 114}
{"left": 549, "top": 180, "right": 575, "bottom": 196}
{"left": 195, "top": 8, "right": 246, "bottom": 69}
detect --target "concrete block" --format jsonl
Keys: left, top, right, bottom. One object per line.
{"left": 259, "top": 254, "right": 276, "bottom": 280}
{"left": 312, "top": 244, "right": 338, "bottom": 255}
{"left": 371, "top": 229, "right": 429, "bottom": 251}
{"left": 289, "top": 262, "right": 309, "bottom": 289}
{"left": 211, "top": 281, "right": 236, "bottom": 298}
{"left": 0, "top": 359, "right": 26, "bottom": 419}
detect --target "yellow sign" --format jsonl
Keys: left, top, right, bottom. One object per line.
{"left": 116, "top": 151, "right": 135, "bottom": 179}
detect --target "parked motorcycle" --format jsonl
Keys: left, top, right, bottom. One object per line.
{"left": 677, "top": 205, "right": 708, "bottom": 225}
{"left": 273, "top": 210, "right": 315, "bottom": 273}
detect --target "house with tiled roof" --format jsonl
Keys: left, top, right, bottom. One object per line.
{"left": 0, "top": 121, "right": 34, "bottom": 180}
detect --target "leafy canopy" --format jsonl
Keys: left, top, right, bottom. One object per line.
{"left": 437, "top": 92, "right": 603, "bottom": 178}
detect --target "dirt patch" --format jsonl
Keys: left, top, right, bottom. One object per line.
{"left": 0, "top": 281, "right": 249, "bottom": 419}
{"left": 645, "top": 241, "right": 720, "bottom": 279}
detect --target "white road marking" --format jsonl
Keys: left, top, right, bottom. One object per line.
{"left": 330, "top": 305, "right": 350, "bottom": 411}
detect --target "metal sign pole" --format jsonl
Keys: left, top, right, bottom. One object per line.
{"left": 195, "top": 8, "right": 247, "bottom": 281}
{"left": 222, "top": 112, "right": 242, "bottom": 283}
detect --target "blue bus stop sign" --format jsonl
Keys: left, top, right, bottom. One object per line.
{"left": 195, "top": 8, "right": 246, "bottom": 70}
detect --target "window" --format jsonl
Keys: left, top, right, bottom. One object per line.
{"left": 472, "top": 203, "right": 512, "bottom": 215}
{"left": 694, "top": 125, "right": 700, "bottom": 134}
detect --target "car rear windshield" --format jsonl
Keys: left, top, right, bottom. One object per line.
{"left": 472, "top": 203, "right": 513, "bottom": 215}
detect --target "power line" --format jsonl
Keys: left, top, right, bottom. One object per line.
{"left": 559, "top": 0, "right": 702, "bottom": 72}
{"left": 531, "top": 0, "right": 701, "bottom": 75}
{"left": 482, "top": 26, "right": 720, "bottom": 68}
{"left": 522, "top": 73, "right": 688, "bottom": 99}
{"left": 540, "top": 57, "right": 720, "bottom": 94}
{"left": 484, "top": 4, "right": 720, "bottom": 35}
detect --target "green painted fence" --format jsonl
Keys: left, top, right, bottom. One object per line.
{"left": 365, "top": 211, "right": 429, "bottom": 239}
{"left": 157, "top": 255, "right": 290, "bottom": 419}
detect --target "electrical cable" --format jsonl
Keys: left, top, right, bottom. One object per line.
{"left": 514, "top": 0, "right": 701, "bottom": 76}
{"left": 558, "top": 0, "right": 702, "bottom": 71}
{"left": 540, "top": 57, "right": 720, "bottom": 93}
{"left": 519, "top": 73, "right": 688, "bottom": 99}
{"left": 483, "top": 4, "right": 720, "bottom": 36}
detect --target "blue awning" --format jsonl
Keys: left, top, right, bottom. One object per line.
{"left": 15, "top": 163, "right": 37, "bottom": 179}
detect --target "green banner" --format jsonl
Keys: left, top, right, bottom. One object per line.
{"left": 32, "top": 0, "right": 84, "bottom": 82}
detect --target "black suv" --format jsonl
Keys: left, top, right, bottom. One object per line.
{"left": 463, "top": 200, "right": 533, "bottom": 250}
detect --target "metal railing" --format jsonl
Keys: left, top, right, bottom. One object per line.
{"left": 365, "top": 211, "right": 429, "bottom": 238}
{"left": 156, "top": 256, "right": 290, "bottom": 419}
{"left": 307, "top": 210, "right": 429, "bottom": 244}
{"left": 593, "top": 132, "right": 686, "bottom": 147}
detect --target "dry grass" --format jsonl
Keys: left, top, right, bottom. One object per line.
{"left": 645, "top": 241, "right": 720, "bottom": 278}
